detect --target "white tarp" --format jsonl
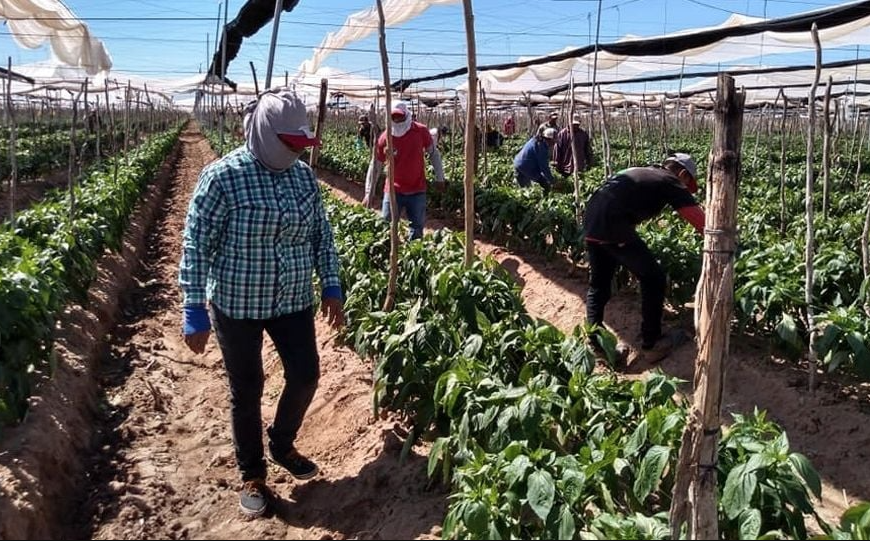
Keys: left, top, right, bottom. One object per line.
{"left": 0, "top": 0, "right": 112, "bottom": 75}
{"left": 297, "top": 0, "right": 460, "bottom": 76}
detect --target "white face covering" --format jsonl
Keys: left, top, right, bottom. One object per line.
{"left": 391, "top": 102, "right": 413, "bottom": 137}
{"left": 244, "top": 91, "right": 309, "bottom": 173}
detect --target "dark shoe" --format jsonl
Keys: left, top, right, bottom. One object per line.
{"left": 239, "top": 478, "right": 268, "bottom": 518}
{"left": 269, "top": 444, "right": 318, "bottom": 480}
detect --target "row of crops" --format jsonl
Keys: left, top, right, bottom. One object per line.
{"left": 1, "top": 113, "right": 181, "bottom": 181}
{"left": 199, "top": 121, "right": 870, "bottom": 538}
{"left": 319, "top": 188, "right": 869, "bottom": 540}
{"left": 314, "top": 123, "right": 870, "bottom": 382}
{"left": 0, "top": 123, "right": 184, "bottom": 429}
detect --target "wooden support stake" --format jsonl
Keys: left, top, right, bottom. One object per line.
{"left": 821, "top": 76, "right": 833, "bottom": 219}
{"left": 311, "top": 78, "right": 329, "bottom": 167}
{"left": 669, "top": 72, "right": 744, "bottom": 541}
{"left": 375, "top": 0, "right": 399, "bottom": 312}
{"left": 806, "top": 23, "right": 822, "bottom": 392}
{"left": 462, "top": 0, "right": 478, "bottom": 268}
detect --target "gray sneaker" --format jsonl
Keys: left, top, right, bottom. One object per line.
{"left": 239, "top": 478, "right": 268, "bottom": 518}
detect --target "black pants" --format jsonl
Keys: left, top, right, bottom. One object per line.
{"left": 211, "top": 305, "right": 320, "bottom": 481}
{"left": 585, "top": 239, "right": 666, "bottom": 347}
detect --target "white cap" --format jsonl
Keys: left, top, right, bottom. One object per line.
{"left": 542, "top": 127, "right": 557, "bottom": 140}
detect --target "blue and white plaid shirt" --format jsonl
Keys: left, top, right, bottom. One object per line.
{"left": 179, "top": 146, "right": 341, "bottom": 319}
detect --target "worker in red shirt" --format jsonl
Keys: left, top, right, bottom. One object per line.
{"left": 583, "top": 153, "right": 705, "bottom": 363}
{"left": 363, "top": 102, "right": 445, "bottom": 240}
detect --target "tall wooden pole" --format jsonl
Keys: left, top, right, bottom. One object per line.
{"left": 779, "top": 88, "right": 788, "bottom": 234}
{"left": 821, "top": 76, "right": 832, "bottom": 219}
{"left": 375, "top": 0, "right": 399, "bottom": 312}
{"left": 311, "top": 78, "right": 329, "bottom": 167}
{"left": 462, "top": 0, "right": 478, "bottom": 268}
{"left": 569, "top": 73, "right": 582, "bottom": 225}
{"left": 670, "top": 73, "right": 744, "bottom": 540}
{"left": 806, "top": 23, "right": 822, "bottom": 392}
{"left": 6, "top": 57, "right": 17, "bottom": 222}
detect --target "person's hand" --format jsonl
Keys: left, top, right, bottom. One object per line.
{"left": 182, "top": 304, "right": 211, "bottom": 354}
{"left": 362, "top": 194, "right": 371, "bottom": 208}
{"left": 184, "top": 331, "right": 210, "bottom": 354}
{"left": 321, "top": 297, "right": 346, "bottom": 329}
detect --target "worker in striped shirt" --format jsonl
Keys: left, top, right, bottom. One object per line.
{"left": 179, "top": 89, "right": 344, "bottom": 518}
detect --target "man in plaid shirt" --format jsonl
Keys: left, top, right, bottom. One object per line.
{"left": 179, "top": 89, "right": 344, "bottom": 518}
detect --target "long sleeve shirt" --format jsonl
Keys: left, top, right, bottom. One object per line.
{"left": 583, "top": 166, "right": 705, "bottom": 244}
{"left": 364, "top": 122, "right": 445, "bottom": 198}
{"left": 179, "top": 146, "right": 341, "bottom": 319}
{"left": 513, "top": 136, "right": 555, "bottom": 186}
{"left": 553, "top": 126, "right": 593, "bottom": 175}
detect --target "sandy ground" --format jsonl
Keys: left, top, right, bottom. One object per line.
{"left": 0, "top": 125, "right": 867, "bottom": 539}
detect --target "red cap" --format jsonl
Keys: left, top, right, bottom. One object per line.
{"left": 277, "top": 132, "right": 321, "bottom": 149}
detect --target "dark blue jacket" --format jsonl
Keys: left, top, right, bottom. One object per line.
{"left": 513, "top": 136, "right": 554, "bottom": 185}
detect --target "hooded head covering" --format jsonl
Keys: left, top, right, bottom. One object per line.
{"left": 391, "top": 101, "right": 413, "bottom": 137}
{"left": 243, "top": 88, "right": 320, "bottom": 173}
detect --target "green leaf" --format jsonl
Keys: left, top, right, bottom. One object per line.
{"left": 624, "top": 419, "right": 648, "bottom": 458}
{"left": 463, "top": 334, "right": 484, "bottom": 358}
{"left": 633, "top": 445, "right": 670, "bottom": 503}
{"left": 722, "top": 462, "right": 759, "bottom": 519}
{"left": 427, "top": 437, "right": 446, "bottom": 478}
{"left": 776, "top": 313, "right": 801, "bottom": 350}
{"left": 506, "top": 454, "right": 532, "bottom": 487}
{"left": 738, "top": 508, "right": 762, "bottom": 540}
{"left": 463, "top": 501, "right": 489, "bottom": 535}
{"left": 558, "top": 503, "right": 576, "bottom": 540}
{"left": 788, "top": 453, "right": 822, "bottom": 498}
{"left": 527, "top": 469, "right": 556, "bottom": 521}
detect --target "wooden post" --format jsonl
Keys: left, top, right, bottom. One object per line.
{"left": 598, "top": 86, "right": 612, "bottom": 177}
{"left": 669, "top": 73, "right": 744, "bottom": 541}
{"left": 806, "top": 23, "right": 822, "bottom": 392}
{"left": 569, "top": 73, "right": 582, "bottom": 225}
{"left": 451, "top": 90, "right": 458, "bottom": 183}
{"left": 821, "top": 76, "right": 833, "bottom": 219}
{"left": 311, "top": 78, "right": 329, "bottom": 167}
{"left": 625, "top": 102, "right": 637, "bottom": 166}
{"left": 779, "top": 89, "right": 788, "bottom": 234}
{"left": 375, "top": 0, "right": 399, "bottom": 312}
{"left": 6, "top": 57, "right": 17, "bottom": 222}
{"left": 68, "top": 89, "right": 82, "bottom": 221}
{"left": 480, "top": 82, "right": 488, "bottom": 182}
{"left": 462, "top": 0, "right": 478, "bottom": 268}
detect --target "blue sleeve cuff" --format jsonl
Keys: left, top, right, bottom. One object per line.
{"left": 322, "top": 285, "right": 343, "bottom": 301}
{"left": 183, "top": 304, "right": 211, "bottom": 335}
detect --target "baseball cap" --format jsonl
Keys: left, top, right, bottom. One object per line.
{"left": 358, "top": 114, "right": 369, "bottom": 123}
{"left": 548, "top": 111, "right": 559, "bottom": 119}
{"left": 391, "top": 102, "right": 410, "bottom": 121}
{"left": 258, "top": 89, "right": 320, "bottom": 148}
{"left": 571, "top": 114, "right": 582, "bottom": 125}
{"left": 664, "top": 152, "right": 697, "bottom": 181}
{"left": 542, "top": 127, "right": 557, "bottom": 140}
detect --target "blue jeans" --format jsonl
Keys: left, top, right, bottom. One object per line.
{"left": 382, "top": 191, "right": 426, "bottom": 240}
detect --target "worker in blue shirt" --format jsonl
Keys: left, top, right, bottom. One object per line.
{"left": 179, "top": 88, "right": 345, "bottom": 518}
{"left": 513, "top": 128, "right": 557, "bottom": 193}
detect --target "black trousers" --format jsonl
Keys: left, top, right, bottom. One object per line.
{"left": 585, "top": 238, "right": 667, "bottom": 347}
{"left": 211, "top": 305, "right": 319, "bottom": 481}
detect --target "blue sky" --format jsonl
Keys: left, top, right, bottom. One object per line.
{"left": 0, "top": 0, "right": 862, "bottom": 88}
